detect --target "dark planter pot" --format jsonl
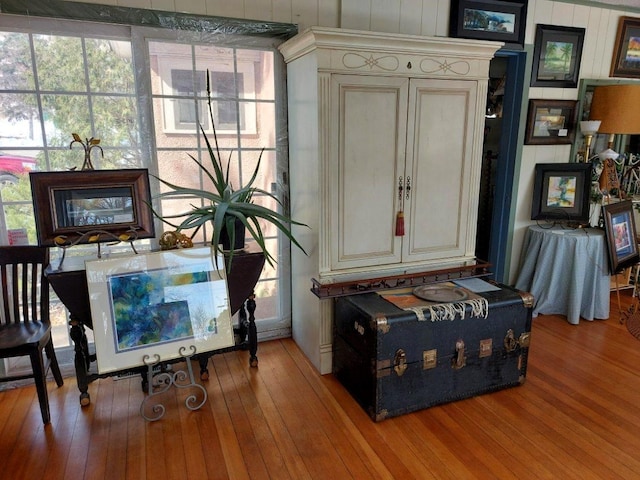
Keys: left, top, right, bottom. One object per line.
{"left": 219, "top": 218, "right": 246, "bottom": 251}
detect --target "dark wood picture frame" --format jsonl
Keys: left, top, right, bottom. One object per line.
{"left": 602, "top": 200, "right": 640, "bottom": 274}
{"left": 449, "top": 0, "right": 527, "bottom": 48}
{"left": 30, "top": 169, "right": 155, "bottom": 247}
{"left": 525, "top": 99, "right": 578, "bottom": 145}
{"left": 531, "top": 162, "right": 592, "bottom": 223}
{"left": 610, "top": 16, "right": 640, "bottom": 78}
{"left": 531, "top": 24, "right": 585, "bottom": 87}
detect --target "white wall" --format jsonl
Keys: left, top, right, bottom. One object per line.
{"left": 67, "top": 0, "right": 640, "bottom": 284}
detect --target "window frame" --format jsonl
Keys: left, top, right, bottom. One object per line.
{"left": 0, "top": 9, "right": 297, "bottom": 363}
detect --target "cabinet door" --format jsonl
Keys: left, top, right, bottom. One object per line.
{"left": 330, "top": 75, "right": 408, "bottom": 271}
{"left": 404, "top": 78, "right": 479, "bottom": 263}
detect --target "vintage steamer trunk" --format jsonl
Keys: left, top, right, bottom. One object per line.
{"left": 333, "top": 283, "right": 533, "bottom": 421}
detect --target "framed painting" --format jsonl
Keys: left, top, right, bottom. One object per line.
{"left": 524, "top": 99, "right": 578, "bottom": 145}
{"left": 531, "top": 162, "right": 592, "bottom": 223}
{"left": 30, "top": 168, "right": 155, "bottom": 247}
{"left": 86, "top": 246, "right": 235, "bottom": 374}
{"left": 531, "top": 24, "right": 585, "bottom": 87}
{"left": 449, "top": 0, "right": 527, "bottom": 48}
{"left": 602, "top": 200, "right": 640, "bottom": 274}
{"left": 611, "top": 16, "right": 640, "bottom": 78}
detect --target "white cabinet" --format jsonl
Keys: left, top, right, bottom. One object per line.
{"left": 279, "top": 27, "right": 501, "bottom": 373}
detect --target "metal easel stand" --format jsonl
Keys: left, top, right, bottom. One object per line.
{"left": 140, "top": 345, "right": 207, "bottom": 422}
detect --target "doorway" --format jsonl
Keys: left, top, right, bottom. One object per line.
{"left": 475, "top": 50, "right": 527, "bottom": 283}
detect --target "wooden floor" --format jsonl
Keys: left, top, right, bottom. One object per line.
{"left": 2, "top": 291, "right": 640, "bottom": 479}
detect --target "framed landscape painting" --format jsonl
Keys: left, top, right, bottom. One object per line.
{"left": 449, "top": 0, "right": 527, "bottom": 48}
{"left": 610, "top": 16, "right": 640, "bottom": 78}
{"left": 531, "top": 24, "right": 585, "bottom": 87}
{"left": 86, "top": 246, "right": 234, "bottom": 374}
{"left": 524, "top": 99, "right": 578, "bottom": 145}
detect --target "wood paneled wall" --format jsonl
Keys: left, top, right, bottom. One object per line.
{"left": 62, "top": 0, "right": 640, "bottom": 283}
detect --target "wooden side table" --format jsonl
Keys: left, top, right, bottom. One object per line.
{"left": 46, "top": 244, "right": 265, "bottom": 405}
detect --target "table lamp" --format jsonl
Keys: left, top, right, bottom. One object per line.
{"left": 579, "top": 120, "right": 601, "bottom": 161}
{"left": 589, "top": 85, "right": 640, "bottom": 197}
{"left": 589, "top": 84, "right": 640, "bottom": 150}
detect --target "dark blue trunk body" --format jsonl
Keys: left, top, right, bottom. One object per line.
{"left": 333, "top": 283, "right": 532, "bottom": 421}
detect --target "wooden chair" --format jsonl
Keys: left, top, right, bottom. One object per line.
{"left": 0, "top": 246, "right": 63, "bottom": 424}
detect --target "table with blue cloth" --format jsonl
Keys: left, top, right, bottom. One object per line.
{"left": 515, "top": 225, "right": 610, "bottom": 324}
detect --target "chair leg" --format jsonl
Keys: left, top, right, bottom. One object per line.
{"left": 45, "top": 340, "right": 64, "bottom": 387}
{"left": 30, "top": 348, "right": 51, "bottom": 424}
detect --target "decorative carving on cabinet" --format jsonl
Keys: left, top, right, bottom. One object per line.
{"left": 342, "top": 53, "right": 400, "bottom": 71}
{"left": 419, "top": 58, "right": 470, "bottom": 76}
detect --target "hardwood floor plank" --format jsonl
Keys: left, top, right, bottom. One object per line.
{"left": 85, "top": 376, "right": 115, "bottom": 480}
{"left": 280, "top": 339, "right": 398, "bottom": 480}
{"left": 3, "top": 290, "right": 640, "bottom": 480}
{"left": 446, "top": 398, "right": 560, "bottom": 479}
{"left": 255, "top": 341, "right": 356, "bottom": 479}
{"left": 320, "top": 373, "right": 430, "bottom": 480}
{"left": 213, "top": 352, "right": 271, "bottom": 479}
{"left": 206, "top": 354, "right": 249, "bottom": 479}
{"left": 104, "top": 377, "right": 132, "bottom": 480}
{"left": 40, "top": 378, "right": 81, "bottom": 480}
{"left": 126, "top": 374, "right": 147, "bottom": 480}
{"left": 224, "top": 350, "right": 293, "bottom": 479}
{"left": 63, "top": 379, "right": 98, "bottom": 479}
{"left": 225, "top": 348, "right": 314, "bottom": 480}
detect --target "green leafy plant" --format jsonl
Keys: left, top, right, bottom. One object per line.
{"left": 150, "top": 72, "right": 307, "bottom": 270}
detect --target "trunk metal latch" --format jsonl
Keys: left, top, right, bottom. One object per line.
{"left": 504, "top": 329, "right": 518, "bottom": 352}
{"left": 452, "top": 339, "right": 466, "bottom": 369}
{"left": 394, "top": 349, "right": 407, "bottom": 376}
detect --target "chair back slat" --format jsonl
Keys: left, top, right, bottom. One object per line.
{"left": 0, "top": 246, "right": 49, "bottom": 326}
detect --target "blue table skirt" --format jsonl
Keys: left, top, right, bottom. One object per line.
{"left": 515, "top": 225, "right": 610, "bottom": 324}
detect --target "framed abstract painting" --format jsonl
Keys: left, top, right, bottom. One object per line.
{"left": 86, "top": 246, "right": 234, "bottom": 374}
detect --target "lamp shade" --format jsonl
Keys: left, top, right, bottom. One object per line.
{"left": 589, "top": 85, "right": 640, "bottom": 134}
{"left": 579, "top": 120, "right": 601, "bottom": 135}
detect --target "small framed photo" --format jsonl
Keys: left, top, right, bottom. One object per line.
{"left": 449, "top": 0, "right": 527, "bottom": 48}
{"left": 531, "top": 162, "right": 592, "bottom": 223}
{"left": 602, "top": 200, "right": 640, "bottom": 274}
{"left": 86, "top": 246, "right": 235, "bottom": 374}
{"left": 525, "top": 99, "right": 578, "bottom": 145}
{"left": 30, "top": 169, "right": 155, "bottom": 247}
{"left": 531, "top": 24, "right": 585, "bottom": 87}
{"left": 610, "top": 16, "right": 640, "bottom": 78}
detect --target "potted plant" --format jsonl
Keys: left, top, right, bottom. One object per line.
{"left": 150, "top": 72, "right": 307, "bottom": 270}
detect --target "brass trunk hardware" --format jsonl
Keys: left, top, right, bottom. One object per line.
{"left": 518, "top": 354, "right": 522, "bottom": 371}
{"left": 452, "top": 339, "right": 466, "bottom": 369}
{"left": 518, "top": 291, "right": 534, "bottom": 308}
{"left": 479, "top": 338, "right": 493, "bottom": 358}
{"left": 504, "top": 329, "right": 518, "bottom": 352}
{"left": 423, "top": 349, "right": 437, "bottom": 370}
{"left": 394, "top": 349, "right": 408, "bottom": 376}
{"left": 374, "top": 315, "right": 390, "bottom": 334}
{"left": 519, "top": 332, "right": 531, "bottom": 348}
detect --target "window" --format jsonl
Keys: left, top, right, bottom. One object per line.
{"left": 0, "top": 18, "right": 141, "bottom": 360}
{"left": 0, "top": 14, "right": 293, "bottom": 366}
{"left": 154, "top": 46, "right": 257, "bottom": 135}
{"left": 171, "top": 69, "right": 208, "bottom": 130}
